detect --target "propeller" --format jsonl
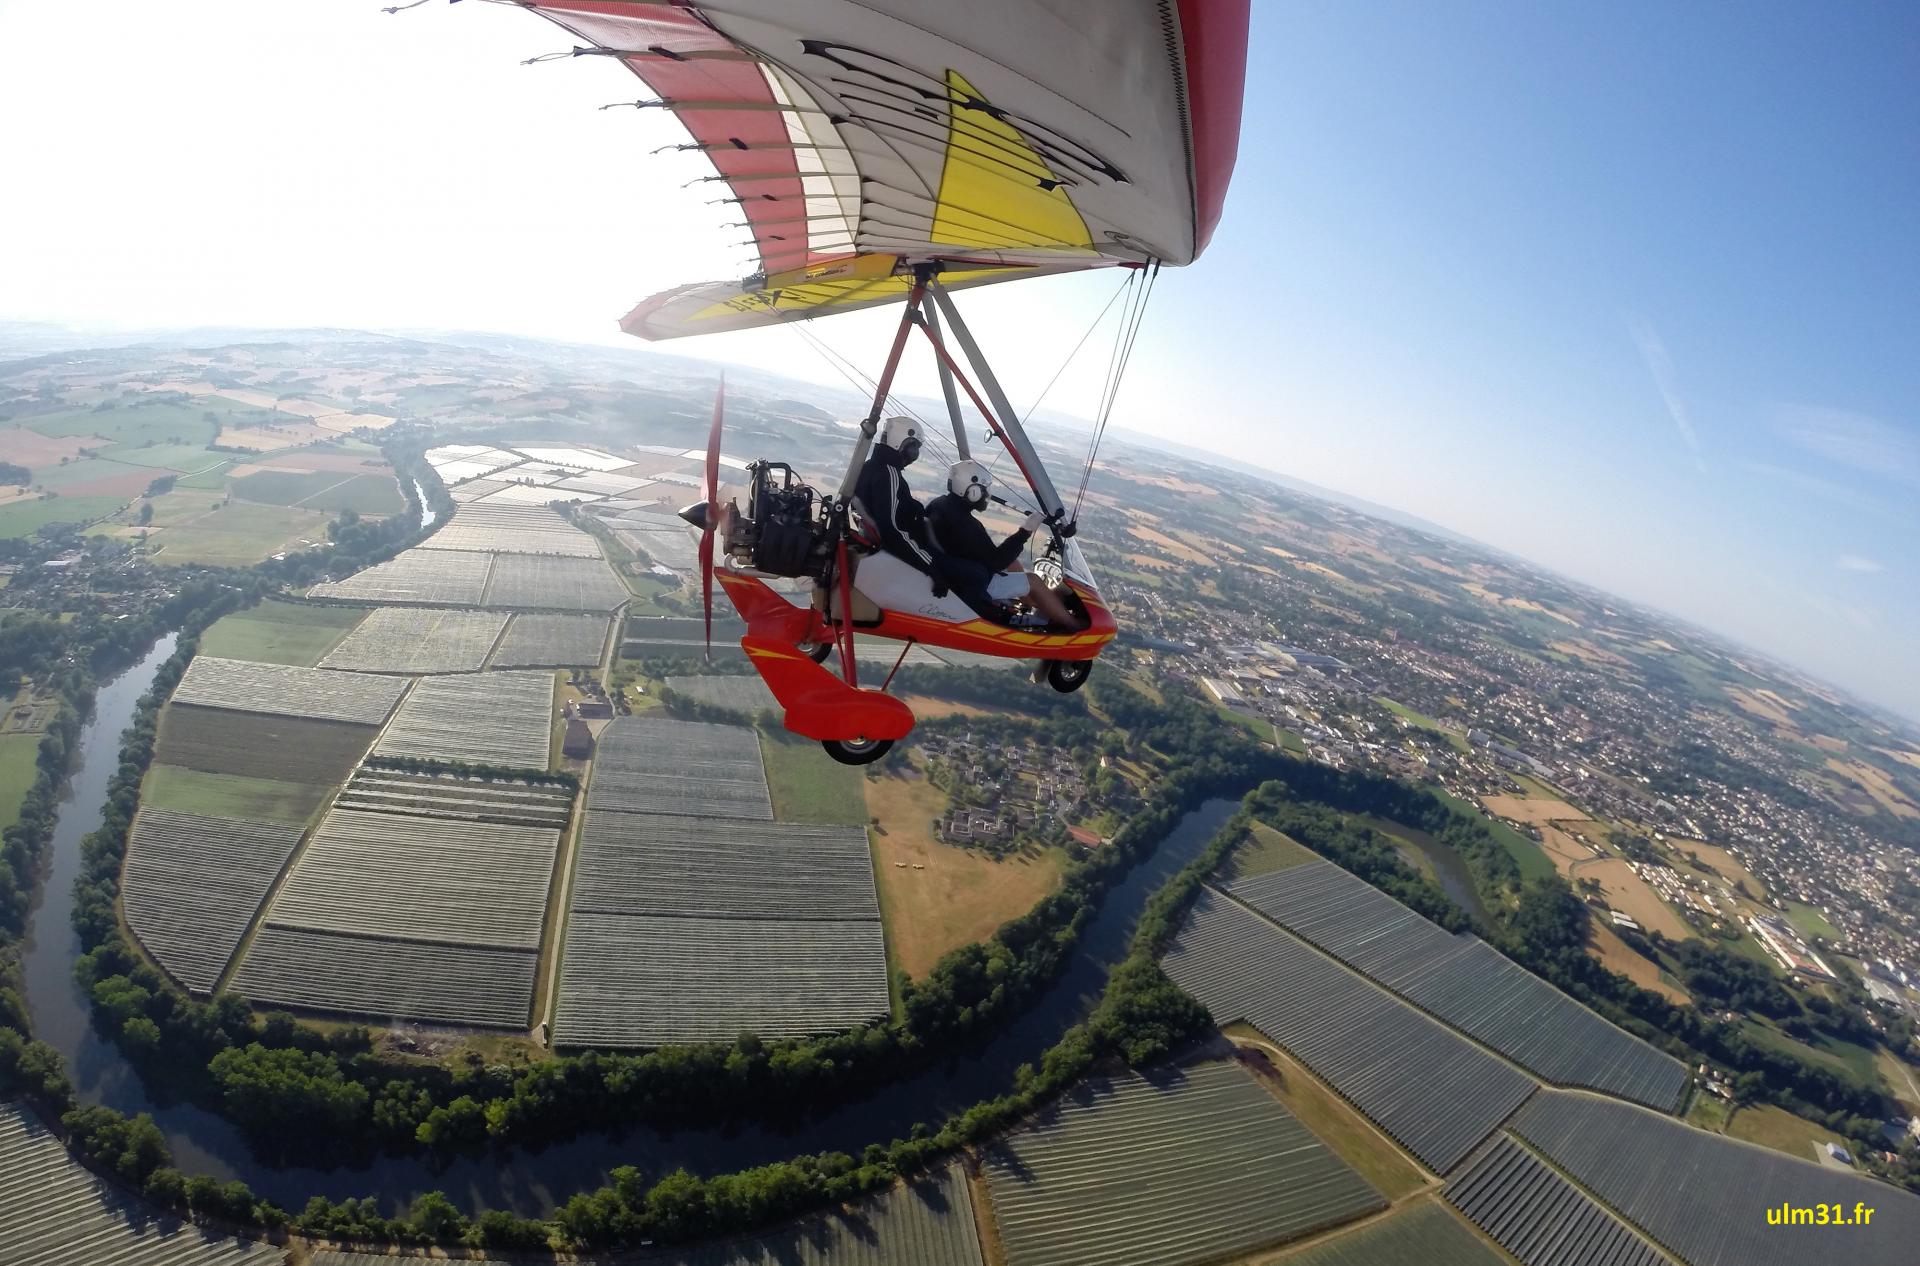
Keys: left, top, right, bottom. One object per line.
{"left": 677, "top": 375, "right": 727, "bottom": 657}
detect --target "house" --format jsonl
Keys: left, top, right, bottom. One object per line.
{"left": 562, "top": 718, "right": 595, "bottom": 760}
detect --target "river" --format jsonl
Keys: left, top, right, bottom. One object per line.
{"left": 414, "top": 480, "right": 438, "bottom": 530}
{"left": 18, "top": 655, "right": 1239, "bottom": 1216}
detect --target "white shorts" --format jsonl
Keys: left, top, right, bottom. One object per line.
{"left": 987, "top": 571, "right": 1028, "bottom": 601}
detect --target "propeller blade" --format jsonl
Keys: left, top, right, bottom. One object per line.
{"left": 699, "top": 526, "right": 714, "bottom": 660}
{"left": 705, "top": 373, "right": 725, "bottom": 509}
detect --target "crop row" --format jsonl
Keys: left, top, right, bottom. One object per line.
{"left": 264, "top": 808, "right": 558, "bottom": 951}
{"left": 1444, "top": 1134, "right": 1666, "bottom": 1266}
{"left": 122, "top": 808, "right": 306, "bottom": 995}
{"left": 373, "top": 670, "right": 554, "bottom": 770}
{"left": 309, "top": 546, "right": 494, "bottom": 605}
{"left": 587, "top": 716, "right": 773, "bottom": 821}
{"left": 1280, "top": 1202, "right": 1506, "bottom": 1266}
{"left": 171, "top": 655, "right": 408, "bottom": 725}
{"left": 335, "top": 768, "right": 573, "bottom": 830}
{"left": 320, "top": 606, "right": 509, "bottom": 674}
{"left": 481, "top": 553, "right": 628, "bottom": 612}
{"left": 416, "top": 502, "right": 603, "bottom": 557}
{"left": 231, "top": 925, "right": 537, "bottom": 1030}
{"left": 982, "top": 1059, "right": 1385, "bottom": 1266}
{"left": 1160, "top": 887, "right": 1537, "bottom": 1174}
{"left": 1230, "top": 860, "right": 1687, "bottom": 1110}
{"left": 489, "top": 613, "right": 613, "bottom": 667}
{"left": 155, "top": 705, "right": 376, "bottom": 785}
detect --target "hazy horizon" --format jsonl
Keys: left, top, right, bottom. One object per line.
{"left": 1, "top": 0, "right": 1913, "bottom": 720}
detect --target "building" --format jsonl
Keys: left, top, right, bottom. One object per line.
{"left": 562, "top": 718, "right": 595, "bottom": 760}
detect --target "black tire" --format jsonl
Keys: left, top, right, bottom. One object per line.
{"left": 823, "top": 737, "right": 893, "bottom": 765}
{"left": 798, "top": 640, "right": 834, "bottom": 663}
{"left": 1045, "top": 659, "right": 1092, "bottom": 693}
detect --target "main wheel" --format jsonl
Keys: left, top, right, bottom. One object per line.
{"left": 797, "top": 640, "right": 833, "bottom": 663}
{"left": 823, "top": 736, "right": 893, "bottom": 765}
{"left": 1045, "top": 659, "right": 1091, "bottom": 693}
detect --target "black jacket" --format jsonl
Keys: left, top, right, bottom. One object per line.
{"left": 852, "top": 444, "right": 936, "bottom": 575}
{"left": 925, "top": 494, "right": 1031, "bottom": 571}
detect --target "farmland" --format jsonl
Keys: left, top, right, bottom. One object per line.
{"left": 866, "top": 767, "right": 1069, "bottom": 979}
{"left": 569, "top": 811, "right": 877, "bottom": 921}
{"left": 1279, "top": 1200, "right": 1506, "bottom": 1266}
{"left": 1161, "top": 888, "right": 1537, "bottom": 1173}
{"left": 194, "top": 599, "right": 367, "bottom": 666}
{"left": 489, "top": 612, "right": 612, "bottom": 668}
{"left": 0, "top": 1102, "right": 282, "bottom": 1266}
{"left": 482, "top": 553, "right": 628, "bottom": 611}
{"left": 553, "top": 910, "right": 889, "bottom": 1047}
{"left": 1513, "top": 1090, "right": 1920, "bottom": 1266}
{"left": 307, "top": 547, "right": 494, "bottom": 606}
{"left": 231, "top": 927, "right": 538, "bottom": 1030}
{"left": 139, "top": 764, "right": 328, "bottom": 827}
{"left": 154, "top": 705, "right": 377, "bottom": 785}
{"left": 1228, "top": 860, "right": 1687, "bottom": 1110}
{"left": 0, "top": 733, "right": 42, "bottom": 832}
{"left": 372, "top": 671, "right": 554, "bottom": 769}
{"left": 758, "top": 725, "right": 868, "bottom": 824}
{"left": 335, "top": 767, "right": 574, "bottom": 830}
{"left": 170, "top": 656, "right": 408, "bottom": 725}
{"left": 1444, "top": 1134, "right": 1666, "bottom": 1266}
{"left": 141, "top": 500, "right": 334, "bottom": 567}
{"left": 122, "top": 808, "right": 305, "bottom": 995}
{"left": 981, "top": 1059, "right": 1384, "bottom": 1266}
{"left": 667, "top": 674, "right": 779, "bottom": 716}
{"left": 417, "top": 502, "right": 602, "bottom": 557}
{"left": 319, "top": 606, "right": 508, "bottom": 674}
{"left": 264, "top": 809, "right": 558, "bottom": 951}
{"left": 588, "top": 716, "right": 773, "bottom": 820}
{"left": 0, "top": 493, "right": 127, "bottom": 538}
{"left": 230, "top": 469, "right": 402, "bottom": 515}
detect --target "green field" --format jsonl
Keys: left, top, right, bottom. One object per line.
{"left": 145, "top": 501, "right": 331, "bottom": 566}
{"left": 0, "top": 734, "right": 45, "bottom": 832}
{"left": 230, "top": 469, "right": 345, "bottom": 506}
{"left": 1783, "top": 899, "right": 1840, "bottom": 941}
{"left": 195, "top": 599, "right": 368, "bottom": 666}
{"left": 97, "top": 441, "right": 225, "bottom": 473}
{"left": 140, "top": 763, "right": 329, "bottom": 826}
{"left": 26, "top": 401, "right": 218, "bottom": 446}
{"left": 1741, "top": 1019, "right": 1883, "bottom": 1087}
{"left": 1225, "top": 820, "right": 1320, "bottom": 880}
{"left": 21, "top": 457, "right": 150, "bottom": 490}
{"left": 1726, "top": 1103, "right": 1852, "bottom": 1161}
{"left": 302, "top": 472, "right": 403, "bottom": 515}
{"left": 0, "top": 494, "right": 127, "bottom": 538}
{"left": 757, "top": 726, "right": 868, "bottom": 825}
{"left": 1436, "top": 787, "right": 1556, "bottom": 881}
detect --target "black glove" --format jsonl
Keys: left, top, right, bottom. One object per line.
{"left": 928, "top": 555, "right": 951, "bottom": 599}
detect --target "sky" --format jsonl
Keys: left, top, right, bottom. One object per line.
{"left": 1, "top": 1, "right": 1915, "bottom": 720}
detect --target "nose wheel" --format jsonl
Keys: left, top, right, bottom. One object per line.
{"left": 1044, "top": 659, "right": 1091, "bottom": 693}
{"left": 822, "top": 736, "right": 893, "bottom": 766}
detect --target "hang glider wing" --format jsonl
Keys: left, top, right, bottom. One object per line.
{"left": 515, "top": 0, "right": 1250, "bottom": 339}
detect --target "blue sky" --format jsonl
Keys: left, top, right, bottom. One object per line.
{"left": 0, "top": 1, "right": 1913, "bottom": 719}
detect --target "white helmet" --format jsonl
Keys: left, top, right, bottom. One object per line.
{"left": 948, "top": 460, "right": 992, "bottom": 507}
{"left": 881, "top": 416, "right": 923, "bottom": 452}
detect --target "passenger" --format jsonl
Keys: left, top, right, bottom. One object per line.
{"left": 851, "top": 416, "right": 939, "bottom": 577}
{"left": 926, "top": 461, "right": 1085, "bottom": 630}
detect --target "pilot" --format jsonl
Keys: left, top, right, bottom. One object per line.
{"left": 926, "top": 460, "right": 1085, "bottom": 630}
{"left": 852, "top": 416, "right": 940, "bottom": 577}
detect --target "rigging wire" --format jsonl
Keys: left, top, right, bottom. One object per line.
{"left": 1072, "top": 259, "right": 1158, "bottom": 518}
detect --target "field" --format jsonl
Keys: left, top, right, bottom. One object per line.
{"left": 143, "top": 500, "right": 333, "bottom": 566}
{"left": 308, "top": 547, "right": 494, "bottom": 606}
{"left": 1782, "top": 899, "right": 1840, "bottom": 941}
{"left": 23, "top": 399, "right": 217, "bottom": 445}
{"left": 1725, "top": 1104, "right": 1852, "bottom": 1162}
{"left": 588, "top": 716, "right": 773, "bottom": 820}
{"left": 0, "top": 733, "right": 43, "bottom": 832}
{"left": 1435, "top": 790, "right": 1555, "bottom": 881}
{"left": 195, "top": 599, "right": 367, "bottom": 666}
{"left": 981, "top": 1059, "right": 1385, "bottom": 1266}
{"left": 1444, "top": 1134, "right": 1664, "bottom": 1266}
{"left": 1577, "top": 857, "right": 1692, "bottom": 940}
{"left": 155, "top": 705, "right": 377, "bottom": 784}
{"left": 335, "top": 767, "right": 574, "bottom": 830}
{"left": 231, "top": 469, "right": 402, "bottom": 515}
{"left": 418, "top": 502, "right": 602, "bottom": 557}
{"left": 1514, "top": 1090, "right": 1920, "bottom": 1266}
{"left": 1671, "top": 838, "right": 1767, "bottom": 900}
{"left": 1223, "top": 1027, "right": 1428, "bottom": 1200}
{"left": 1163, "top": 888, "right": 1538, "bottom": 1174}
{"left": 122, "top": 808, "right": 306, "bottom": 994}
{"left": 0, "top": 493, "right": 127, "bottom": 537}
{"left": 1825, "top": 757, "right": 1919, "bottom": 818}
{"left": 1588, "top": 922, "right": 1690, "bottom": 1004}
{"left": 319, "top": 606, "right": 508, "bottom": 674}
{"left": 171, "top": 655, "right": 409, "bottom": 725}
{"left": 1222, "top": 821, "right": 1321, "bottom": 881}
{"left": 665, "top": 674, "right": 777, "bottom": 716}
{"left": 266, "top": 808, "right": 559, "bottom": 950}
{"left": 1478, "top": 792, "right": 1590, "bottom": 825}
{"left": 553, "top": 910, "right": 891, "bottom": 1047}
{"left": 0, "top": 1103, "right": 283, "bottom": 1266}
{"left": 489, "top": 612, "right": 611, "bottom": 668}
{"left": 140, "top": 763, "right": 328, "bottom": 827}
{"left": 1231, "top": 860, "right": 1687, "bottom": 1110}
{"left": 232, "top": 926, "right": 538, "bottom": 1030}
{"left": 482, "top": 553, "right": 628, "bottom": 611}
{"left": 1278, "top": 1200, "right": 1505, "bottom": 1266}
{"left": 373, "top": 670, "right": 554, "bottom": 769}
{"left": 758, "top": 727, "right": 868, "bottom": 824}
{"left": 866, "top": 767, "right": 1068, "bottom": 979}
